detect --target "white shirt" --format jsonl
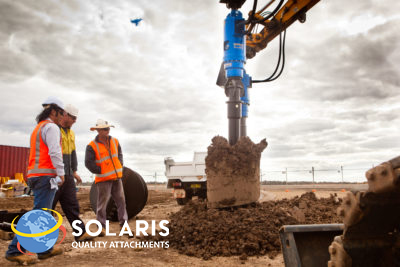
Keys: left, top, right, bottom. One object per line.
{"left": 41, "top": 118, "right": 65, "bottom": 176}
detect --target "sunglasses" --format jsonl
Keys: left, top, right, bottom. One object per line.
{"left": 100, "top": 128, "right": 110, "bottom": 131}
{"left": 67, "top": 113, "right": 77, "bottom": 121}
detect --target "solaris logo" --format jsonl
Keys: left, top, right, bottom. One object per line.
{"left": 11, "top": 208, "right": 66, "bottom": 254}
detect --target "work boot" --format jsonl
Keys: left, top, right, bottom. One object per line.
{"left": 98, "top": 229, "right": 106, "bottom": 237}
{"left": 76, "top": 232, "right": 95, "bottom": 242}
{"left": 37, "top": 246, "right": 64, "bottom": 260}
{"left": 5, "top": 254, "right": 37, "bottom": 265}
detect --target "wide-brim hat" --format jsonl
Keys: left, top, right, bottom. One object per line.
{"left": 90, "top": 119, "right": 115, "bottom": 131}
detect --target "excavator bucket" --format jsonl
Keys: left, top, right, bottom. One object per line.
{"left": 326, "top": 158, "right": 400, "bottom": 267}
{"left": 205, "top": 136, "right": 267, "bottom": 208}
{"left": 280, "top": 224, "right": 344, "bottom": 267}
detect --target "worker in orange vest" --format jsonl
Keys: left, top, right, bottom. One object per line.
{"left": 6, "top": 97, "right": 65, "bottom": 265}
{"left": 85, "top": 119, "right": 127, "bottom": 236}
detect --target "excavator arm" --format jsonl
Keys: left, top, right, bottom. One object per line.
{"left": 220, "top": 0, "right": 320, "bottom": 58}
{"left": 245, "top": 0, "right": 320, "bottom": 58}
{"left": 218, "top": 0, "right": 322, "bottom": 145}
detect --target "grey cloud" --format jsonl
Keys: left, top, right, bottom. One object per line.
{"left": 123, "top": 137, "right": 187, "bottom": 156}
{"left": 335, "top": 108, "right": 400, "bottom": 124}
{"left": 298, "top": 20, "right": 399, "bottom": 102}
{"left": 252, "top": 16, "right": 400, "bottom": 104}
{"left": 360, "top": 136, "right": 400, "bottom": 150}
{"left": 0, "top": 49, "right": 39, "bottom": 82}
{"left": 264, "top": 118, "right": 336, "bottom": 141}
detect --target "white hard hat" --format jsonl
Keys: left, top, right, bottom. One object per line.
{"left": 42, "top": 96, "right": 64, "bottom": 110}
{"left": 64, "top": 104, "right": 79, "bottom": 117}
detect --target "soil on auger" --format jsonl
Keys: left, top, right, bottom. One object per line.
{"left": 205, "top": 136, "right": 268, "bottom": 208}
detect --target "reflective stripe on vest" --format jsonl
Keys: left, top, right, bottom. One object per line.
{"left": 27, "top": 120, "right": 57, "bottom": 177}
{"left": 96, "top": 168, "right": 124, "bottom": 178}
{"left": 90, "top": 137, "right": 123, "bottom": 183}
{"left": 92, "top": 141, "right": 111, "bottom": 164}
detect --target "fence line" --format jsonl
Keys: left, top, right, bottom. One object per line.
{"left": 260, "top": 165, "right": 373, "bottom": 183}
{"left": 85, "top": 172, "right": 167, "bottom": 184}
{"left": 84, "top": 165, "right": 373, "bottom": 184}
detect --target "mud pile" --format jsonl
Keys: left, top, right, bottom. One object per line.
{"left": 206, "top": 136, "right": 268, "bottom": 208}
{"left": 162, "top": 192, "right": 342, "bottom": 260}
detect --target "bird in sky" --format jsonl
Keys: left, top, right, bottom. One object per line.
{"left": 130, "top": 18, "right": 143, "bottom": 26}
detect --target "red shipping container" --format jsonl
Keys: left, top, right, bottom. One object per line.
{"left": 0, "top": 145, "right": 29, "bottom": 181}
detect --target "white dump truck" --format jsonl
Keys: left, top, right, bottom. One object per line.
{"left": 164, "top": 152, "right": 207, "bottom": 205}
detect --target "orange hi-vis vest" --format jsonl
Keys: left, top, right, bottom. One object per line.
{"left": 27, "top": 120, "right": 58, "bottom": 178}
{"left": 89, "top": 137, "right": 123, "bottom": 183}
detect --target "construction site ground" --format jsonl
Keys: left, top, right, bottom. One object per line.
{"left": 0, "top": 183, "right": 367, "bottom": 266}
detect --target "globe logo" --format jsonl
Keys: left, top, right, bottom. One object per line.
{"left": 11, "top": 208, "right": 66, "bottom": 254}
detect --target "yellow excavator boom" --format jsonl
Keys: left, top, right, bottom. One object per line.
{"left": 246, "top": 0, "right": 321, "bottom": 58}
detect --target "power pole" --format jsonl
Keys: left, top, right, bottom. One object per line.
{"left": 285, "top": 167, "right": 288, "bottom": 185}
{"left": 341, "top": 166, "right": 344, "bottom": 183}
{"left": 312, "top": 167, "right": 315, "bottom": 184}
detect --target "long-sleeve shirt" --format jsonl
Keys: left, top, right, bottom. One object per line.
{"left": 41, "top": 118, "right": 65, "bottom": 176}
{"left": 85, "top": 135, "right": 123, "bottom": 175}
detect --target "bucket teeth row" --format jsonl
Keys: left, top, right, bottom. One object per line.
{"left": 337, "top": 191, "right": 363, "bottom": 228}
{"left": 366, "top": 162, "right": 400, "bottom": 193}
{"left": 329, "top": 159, "right": 400, "bottom": 266}
{"left": 328, "top": 235, "right": 352, "bottom": 267}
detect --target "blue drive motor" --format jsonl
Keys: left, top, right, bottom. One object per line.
{"left": 224, "top": 10, "right": 246, "bottom": 79}
{"left": 223, "top": 9, "right": 251, "bottom": 144}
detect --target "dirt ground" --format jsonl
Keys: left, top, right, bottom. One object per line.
{"left": 0, "top": 184, "right": 355, "bottom": 266}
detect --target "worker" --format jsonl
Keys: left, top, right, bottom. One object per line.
{"left": 5, "top": 97, "right": 65, "bottom": 265}
{"left": 85, "top": 119, "right": 127, "bottom": 236}
{"left": 51, "top": 104, "right": 94, "bottom": 242}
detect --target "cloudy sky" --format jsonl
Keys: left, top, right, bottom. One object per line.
{"left": 1, "top": 0, "right": 399, "bottom": 183}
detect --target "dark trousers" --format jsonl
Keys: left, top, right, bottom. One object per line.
{"left": 6, "top": 176, "right": 56, "bottom": 256}
{"left": 52, "top": 175, "right": 85, "bottom": 240}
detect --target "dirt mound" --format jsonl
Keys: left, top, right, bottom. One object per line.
{"left": 159, "top": 192, "right": 342, "bottom": 260}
